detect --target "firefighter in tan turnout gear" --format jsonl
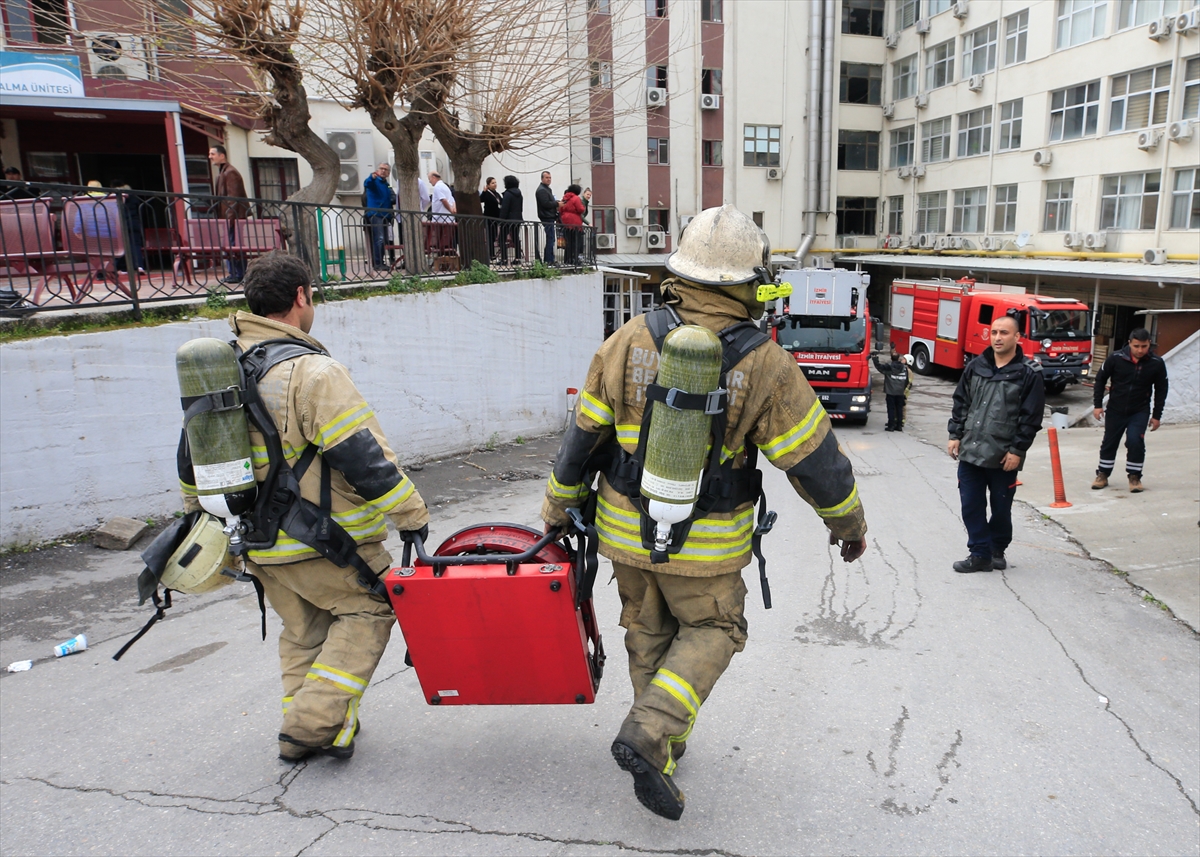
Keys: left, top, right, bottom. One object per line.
{"left": 178, "top": 253, "right": 429, "bottom": 762}
{"left": 542, "top": 205, "right": 868, "bottom": 819}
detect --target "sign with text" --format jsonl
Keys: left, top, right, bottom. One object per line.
{"left": 0, "top": 51, "right": 84, "bottom": 98}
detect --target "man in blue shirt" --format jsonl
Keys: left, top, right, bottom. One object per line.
{"left": 363, "top": 163, "right": 396, "bottom": 272}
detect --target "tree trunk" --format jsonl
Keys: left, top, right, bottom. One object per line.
{"left": 366, "top": 108, "right": 429, "bottom": 275}
{"left": 427, "top": 111, "right": 493, "bottom": 267}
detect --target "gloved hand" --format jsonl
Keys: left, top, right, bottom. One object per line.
{"left": 829, "top": 532, "right": 867, "bottom": 563}
{"left": 400, "top": 524, "right": 429, "bottom": 545}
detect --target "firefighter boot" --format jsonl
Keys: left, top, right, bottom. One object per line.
{"left": 611, "top": 739, "right": 685, "bottom": 820}
{"left": 1128, "top": 473, "right": 1144, "bottom": 493}
{"left": 1092, "top": 473, "right": 1108, "bottom": 490}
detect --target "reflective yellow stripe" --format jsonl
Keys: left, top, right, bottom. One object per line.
{"left": 250, "top": 441, "right": 308, "bottom": 468}
{"left": 179, "top": 479, "right": 197, "bottom": 496}
{"left": 281, "top": 696, "right": 293, "bottom": 712}
{"left": 306, "top": 662, "right": 367, "bottom": 697}
{"left": 651, "top": 669, "right": 701, "bottom": 776}
{"left": 332, "top": 697, "right": 359, "bottom": 748}
{"left": 249, "top": 534, "right": 319, "bottom": 560}
{"left": 595, "top": 496, "right": 753, "bottom": 562}
{"left": 367, "top": 476, "right": 415, "bottom": 514}
{"left": 549, "top": 473, "right": 587, "bottom": 500}
{"left": 720, "top": 444, "right": 744, "bottom": 464}
{"left": 616, "top": 424, "right": 640, "bottom": 450}
{"left": 817, "top": 484, "right": 861, "bottom": 518}
{"left": 579, "top": 391, "right": 615, "bottom": 426}
{"left": 762, "top": 401, "right": 824, "bottom": 461}
{"left": 315, "top": 404, "right": 374, "bottom": 449}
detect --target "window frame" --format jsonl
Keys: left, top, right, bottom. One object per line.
{"left": 591, "top": 136, "right": 614, "bottom": 164}
{"left": 1184, "top": 56, "right": 1200, "bottom": 122}
{"left": 896, "top": 0, "right": 920, "bottom": 31}
{"left": 1043, "top": 179, "right": 1075, "bottom": 232}
{"left": 701, "top": 68, "right": 723, "bottom": 95}
{"left": 1056, "top": 0, "right": 1108, "bottom": 50}
{"left": 587, "top": 0, "right": 612, "bottom": 14}
{"left": 645, "top": 0, "right": 667, "bottom": 18}
{"left": 647, "top": 137, "right": 670, "bottom": 166}
{"left": 593, "top": 207, "right": 617, "bottom": 235}
{"left": 842, "top": 0, "right": 887, "bottom": 37}
{"left": 1169, "top": 167, "right": 1200, "bottom": 229}
{"left": 993, "top": 184, "right": 1019, "bottom": 232}
{"left": 998, "top": 99, "right": 1023, "bottom": 151}
{"left": 701, "top": 0, "right": 723, "bottom": 22}
{"left": 893, "top": 54, "right": 918, "bottom": 101}
{"left": 916, "top": 190, "right": 948, "bottom": 233}
{"left": 646, "top": 65, "right": 668, "bottom": 91}
{"left": 888, "top": 195, "right": 905, "bottom": 235}
{"left": 921, "top": 116, "right": 952, "bottom": 163}
{"left": 1117, "top": 0, "right": 1181, "bottom": 30}
{"left": 703, "top": 140, "right": 724, "bottom": 167}
{"left": 836, "top": 196, "right": 880, "bottom": 236}
{"left": 1109, "top": 64, "right": 1172, "bottom": 133}
{"left": 952, "top": 186, "right": 988, "bottom": 233}
{"left": 648, "top": 208, "right": 671, "bottom": 234}
{"left": 743, "top": 124, "right": 782, "bottom": 167}
{"left": 925, "top": 40, "right": 955, "bottom": 91}
{"left": 840, "top": 62, "right": 884, "bottom": 105}
{"left": 1100, "top": 170, "right": 1161, "bottom": 230}
{"left": 590, "top": 60, "right": 613, "bottom": 89}
{"left": 957, "top": 106, "right": 993, "bottom": 158}
{"left": 962, "top": 22, "right": 998, "bottom": 77}
{"left": 890, "top": 125, "right": 916, "bottom": 167}
{"left": 1004, "top": 9, "right": 1029, "bottom": 66}
{"left": 1049, "top": 81, "right": 1101, "bottom": 142}
{"left": 838, "top": 130, "right": 881, "bottom": 171}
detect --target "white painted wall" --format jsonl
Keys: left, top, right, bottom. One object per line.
{"left": 0, "top": 274, "right": 603, "bottom": 546}
{"left": 1161, "top": 329, "right": 1200, "bottom": 425}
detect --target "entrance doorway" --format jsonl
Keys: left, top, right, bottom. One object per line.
{"left": 75, "top": 153, "right": 168, "bottom": 194}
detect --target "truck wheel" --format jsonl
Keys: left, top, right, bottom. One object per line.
{"left": 911, "top": 344, "right": 932, "bottom": 376}
{"left": 1044, "top": 379, "right": 1068, "bottom": 396}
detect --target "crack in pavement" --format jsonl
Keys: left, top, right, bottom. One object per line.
{"left": 999, "top": 571, "right": 1200, "bottom": 817}
{"left": 5, "top": 774, "right": 749, "bottom": 857}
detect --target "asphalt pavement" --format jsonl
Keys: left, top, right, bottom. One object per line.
{"left": 3, "top": 382, "right": 1199, "bottom": 855}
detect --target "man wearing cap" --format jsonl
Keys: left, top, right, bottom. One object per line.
{"left": 541, "top": 204, "right": 867, "bottom": 820}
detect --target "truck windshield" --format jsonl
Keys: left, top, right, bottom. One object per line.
{"left": 777, "top": 316, "right": 866, "bottom": 354}
{"left": 1030, "top": 308, "right": 1090, "bottom": 339}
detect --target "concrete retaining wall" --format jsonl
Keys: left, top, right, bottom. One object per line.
{"left": 0, "top": 274, "right": 603, "bottom": 546}
{"left": 1161, "top": 330, "right": 1200, "bottom": 426}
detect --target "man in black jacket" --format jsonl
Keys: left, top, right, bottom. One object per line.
{"left": 873, "top": 348, "right": 910, "bottom": 431}
{"left": 947, "top": 314, "right": 1044, "bottom": 573}
{"left": 535, "top": 170, "right": 557, "bottom": 265}
{"left": 1091, "top": 328, "right": 1169, "bottom": 493}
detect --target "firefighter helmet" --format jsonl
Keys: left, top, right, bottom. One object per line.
{"left": 902, "top": 354, "right": 914, "bottom": 366}
{"left": 666, "top": 205, "right": 770, "bottom": 288}
{"left": 160, "top": 512, "right": 236, "bottom": 594}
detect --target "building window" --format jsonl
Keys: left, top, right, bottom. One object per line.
{"left": 928, "top": 0, "right": 952, "bottom": 13}
{"left": 840, "top": 63, "right": 884, "bottom": 104}
{"left": 648, "top": 137, "right": 670, "bottom": 165}
{"left": 838, "top": 130, "right": 880, "bottom": 170}
{"left": 590, "top": 61, "right": 613, "bottom": 88}
{"left": 1118, "top": 0, "right": 1182, "bottom": 29}
{"left": 25, "top": 0, "right": 68, "bottom": 44}
{"left": 701, "top": 0, "right": 723, "bottom": 22}
{"left": 994, "top": 184, "right": 1019, "bottom": 232}
{"left": 952, "top": 187, "right": 988, "bottom": 232}
{"left": 890, "top": 126, "right": 916, "bottom": 167}
{"left": 1050, "top": 81, "right": 1101, "bottom": 141}
{"left": 591, "top": 136, "right": 614, "bottom": 164}
{"left": 896, "top": 0, "right": 920, "bottom": 30}
{"left": 917, "top": 191, "right": 948, "bottom": 233}
{"left": 593, "top": 207, "right": 616, "bottom": 234}
{"left": 1185, "top": 57, "right": 1200, "bottom": 121}
{"left": 646, "top": 66, "right": 668, "bottom": 90}
{"left": 251, "top": 158, "right": 300, "bottom": 201}
{"left": 1057, "top": 0, "right": 1107, "bottom": 49}
{"left": 1043, "top": 179, "right": 1074, "bottom": 231}
{"left": 752, "top": 211, "right": 765, "bottom": 228}
{"left": 962, "top": 22, "right": 998, "bottom": 77}
{"left": 587, "top": 0, "right": 611, "bottom": 14}
{"left": 703, "top": 140, "right": 724, "bottom": 166}
{"left": 648, "top": 208, "right": 671, "bottom": 233}
{"left": 1110, "top": 64, "right": 1172, "bottom": 133}
{"left": 1004, "top": 9, "right": 1029, "bottom": 65}
{"left": 957, "top": 107, "right": 993, "bottom": 157}
{"left": 893, "top": 54, "right": 918, "bottom": 100}
{"left": 702, "top": 68, "right": 723, "bottom": 95}
{"left": 925, "top": 40, "right": 955, "bottom": 90}
{"left": 743, "top": 125, "right": 781, "bottom": 167}
{"left": 155, "top": 0, "right": 194, "bottom": 52}
{"left": 837, "top": 197, "right": 879, "bottom": 235}
{"left": 921, "top": 116, "right": 952, "bottom": 162}
{"left": 843, "top": 0, "right": 886, "bottom": 36}
{"left": 646, "top": 0, "right": 666, "bottom": 18}
{"left": 888, "top": 195, "right": 905, "bottom": 235}
{"left": 1170, "top": 168, "right": 1200, "bottom": 229}
{"left": 998, "top": 99, "right": 1023, "bottom": 150}
{"left": 1100, "top": 171, "right": 1161, "bottom": 230}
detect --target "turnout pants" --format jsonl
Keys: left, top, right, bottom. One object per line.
{"left": 957, "top": 460, "right": 1017, "bottom": 559}
{"left": 249, "top": 543, "right": 394, "bottom": 752}
{"left": 885, "top": 394, "right": 906, "bottom": 428}
{"left": 1097, "top": 409, "right": 1150, "bottom": 477}
{"left": 612, "top": 562, "right": 748, "bottom": 775}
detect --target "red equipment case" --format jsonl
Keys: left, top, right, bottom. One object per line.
{"left": 387, "top": 522, "right": 605, "bottom": 705}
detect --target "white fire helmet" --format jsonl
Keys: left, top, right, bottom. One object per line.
{"left": 666, "top": 205, "right": 770, "bottom": 288}
{"left": 903, "top": 354, "right": 914, "bottom": 366}
{"left": 160, "top": 512, "right": 236, "bottom": 594}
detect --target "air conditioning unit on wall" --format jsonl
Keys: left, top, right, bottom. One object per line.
{"left": 595, "top": 234, "right": 616, "bottom": 250}
{"left": 327, "top": 130, "right": 376, "bottom": 195}
{"left": 885, "top": 33, "right": 899, "bottom": 49}
{"left": 1137, "top": 129, "right": 1163, "bottom": 151}
{"left": 1033, "top": 148, "right": 1053, "bottom": 166}
{"left": 915, "top": 93, "right": 929, "bottom": 109}
{"left": 646, "top": 231, "right": 667, "bottom": 249}
{"left": 916, "top": 17, "right": 931, "bottom": 34}
{"left": 1144, "top": 248, "right": 1167, "bottom": 265}
{"left": 1176, "top": 8, "right": 1200, "bottom": 32}
{"left": 1167, "top": 120, "right": 1194, "bottom": 142}
{"left": 882, "top": 103, "right": 895, "bottom": 118}
{"left": 1084, "top": 231, "right": 1107, "bottom": 250}
{"left": 84, "top": 33, "right": 150, "bottom": 80}
{"left": 679, "top": 214, "right": 696, "bottom": 231}
{"left": 1063, "top": 232, "right": 1085, "bottom": 249}
{"left": 766, "top": 167, "right": 783, "bottom": 180}
{"left": 968, "top": 74, "right": 984, "bottom": 92}
{"left": 626, "top": 224, "right": 645, "bottom": 238}
{"left": 646, "top": 87, "right": 667, "bottom": 106}
{"left": 700, "top": 94, "right": 720, "bottom": 110}
{"left": 1148, "top": 16, "right": 1174, "bottom": 39}
{"left": 624, "top": 206, "right": 643, "bottom": 220}
{"left": 952, "top": 1, "right": 969, "bottom": 19}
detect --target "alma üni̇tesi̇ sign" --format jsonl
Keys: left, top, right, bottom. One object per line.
{"left": 0, "top": 51, "right": 84, "bottom": 98}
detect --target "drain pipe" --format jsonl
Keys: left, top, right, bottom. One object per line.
{"left": 819, "top": 0, "right": 835, "bottom": 226}
{"left": 796, "top": 0, "right": 823, "bottom": 266}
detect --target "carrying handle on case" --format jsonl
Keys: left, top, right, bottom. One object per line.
{"left": 401, "top": 528, "right": 564, "bottom": 572}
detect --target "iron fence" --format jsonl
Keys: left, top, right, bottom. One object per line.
{"left": 0, "top": 181, "right": 595, "bottom": 316}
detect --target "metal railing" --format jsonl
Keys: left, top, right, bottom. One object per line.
{"left": 0, "top": 181, "right": 595, "bottom": 315}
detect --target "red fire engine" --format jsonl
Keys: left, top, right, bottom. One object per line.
{"left": 888, "top": 278, "right": 1093, "bottom": 395}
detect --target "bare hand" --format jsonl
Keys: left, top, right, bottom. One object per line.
{"left": 1093, "top": 407, "right": 1103, "bottom": 421}
{"left": 947, "top": 439, "right": 960, "bottom": 460}
{"left": 829, "top": 532, "right": 867, "bottom": 563}
{"left": 1150, "top": 418, "right": 1161, "bottom": 431}
{"left": 1001, "top": 452, "right": 1022, "bottom": 472}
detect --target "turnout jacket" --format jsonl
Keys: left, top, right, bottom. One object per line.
{"left": 180, "top": 312, "right": 429, "bottom": 564}
{"left": 542, "top": 283, "right": 867, "bottom": 577}
{"left": 1092, "top": 345, "right": 1169, "bottom": 419}
{"left": 948, "top": 345, "right": 1045, "bottom": 470}
{"left": 873, "top": 355, "right": 909, "bottom": 396}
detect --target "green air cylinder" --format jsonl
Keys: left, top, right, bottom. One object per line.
{"left": 176, "top": 338, "right": 257, "bottom": 519}
{"left": 640, "top": 325, "right": 723, "bottom": 560}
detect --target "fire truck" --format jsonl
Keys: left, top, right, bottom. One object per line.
{"left": 770, "top": 268, "right": 877, "bottom": 424}
{"left": 888, "top": 278, "right": 1093, "bottom": 395}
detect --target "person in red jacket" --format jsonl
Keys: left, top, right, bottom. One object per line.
{"left": 559, "top": 183, "right": 586, "bottom": 266}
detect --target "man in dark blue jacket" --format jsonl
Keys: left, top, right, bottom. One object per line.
{"left": 1091, "top": 328, "right": 1169, "bottom": 493}
{"left": 363, "top": 163, "right": 396, "bottom": 271}
{"left": 947, "top": 314, "right": 1044, "bottom": 573}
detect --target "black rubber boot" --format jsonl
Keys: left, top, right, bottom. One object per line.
{"left": 611, "top": 741, "right": 685, "bottom": 820}
{"left": 991, "top": 552, "right": 1007, "bottom": 570}
{"left": 953, "top": 554, "right": 994, "bottom": 574}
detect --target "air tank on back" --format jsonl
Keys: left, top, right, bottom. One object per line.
{"left": 177, "top": 338, "right": 257, "bottom": 526}
{"left": 640, "top": 325, "right": 723, "bottom": 563}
